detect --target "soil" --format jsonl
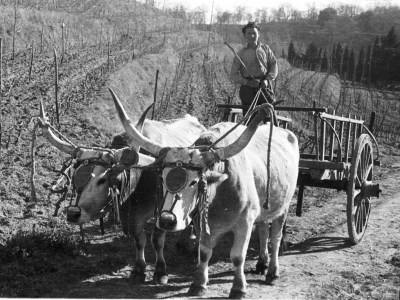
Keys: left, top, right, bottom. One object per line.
{"left": 1, "top": 40, "right": 399, "bottom": 299}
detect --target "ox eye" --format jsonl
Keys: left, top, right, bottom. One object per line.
{"left": 97, "top": 178, "right": 107, "bottom": 186}
{"left": 189, "top": 180, "right": 198, "bottom": 188}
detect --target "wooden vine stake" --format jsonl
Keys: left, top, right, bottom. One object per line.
{"left": 40, "top": 26, "right": 44, "bottom": 53}
{"left": 0, "top": 38, "right": 2, "bottom": 147}
{"left": 61, "top": 21, "right": 65, "bottom": 58}
{"left": 12, "top": 3, "right": 17, "bottom": 60}
{"left": 29, "top": 119, "right": 38, "bottom": 204}
{"left": 151, "top": 69, "right": 159, "bottom": 120}
{"left": 28, "top": 43, "right": 34, "bottom": 82}
{"left": 54, "top": 49, "right": 60, "bottom": 128}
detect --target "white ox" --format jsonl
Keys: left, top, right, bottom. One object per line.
{"left": 38, "top": 97, "right": 206, "bottom": 285}
{"left": 109, "top": 88, "right": 299, "bottom": 299}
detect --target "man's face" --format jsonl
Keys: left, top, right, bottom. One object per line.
{"left": 243, "top": 27, "right": 259, "bottom": 44}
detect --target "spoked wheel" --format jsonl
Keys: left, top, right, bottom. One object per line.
{"left": 347, "top": 134, "right": 374, "bottom": 244}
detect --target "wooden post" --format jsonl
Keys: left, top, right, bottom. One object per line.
{"left": 29, "top": 122, "right": 38, "bottom": 203}
{"left": 54, "top": 49, "right": 60, "bottom": 128}
{"left": 338, "top": 116, "right": 344, "bottom": 162}
{"left": 151, "top": 69, "right": 159, "bottom": 120}
{"left": 40, "top": 26, "right": 44, "bottom": 53}
{"left": 61, "top": 22, "right": 65, "bottom": 57}
{"left": 368, "top": 111, "right": 375, "bottom": 133}
{"left": 353, "top": 116, "right": 359, "bottom": 152}
{"left": 12, "top": 4, "right": 17, "bottom": 60}
{"left": 329, "top": 110, "right": 336, "bottom": 161}
{"left": 28, "top": 43, "right": 34, "bottom": 82}
{"left": 345, "top": 114, "right": 352, "bottom": 163}
{"left": 320, "top": 112, "right": 326, "bottom": 160}
{"left": 313, "top": 101, "right": 320, "bottom": 160}
{"left": 296, "top": 185, "right": 305, "bottom": 217}
{"left": 107, "top": 40, "right": 110, "bottom": 71}
{"left": 0, "top": 38, "right": 2, "bottom": 147}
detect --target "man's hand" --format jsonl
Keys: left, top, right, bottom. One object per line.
{"left": 246, "top": 78, "right": 260, "bottom": 88}
{"left": 246, "top": 78, "right": 270, "bottom": 88}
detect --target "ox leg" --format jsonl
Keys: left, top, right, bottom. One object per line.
{"left": 255, "top": 221, "right": 269, "bottom": 275}
{"left": 130, "top": 228, "right": 147, "bottom": 284}
{"left": 279, "top": 221, "right": 288, "bottom": 256}
{"left": 265, "top": 213, "right": 286, "bottom": 285}
{"left": 229, "top": 223, "right": 253, "bottom": 299}
{"left": 188, "top": 230, "right": 223, "bottom": 297}
{"left": 151, "top": 226, "right": 168, "bottom": 284}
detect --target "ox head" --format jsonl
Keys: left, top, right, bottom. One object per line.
{"left": 38, "top": 100, "right": 155, "bottom": 225}
{"left": 109, "top": 87, "right": 273, "bottom": 231}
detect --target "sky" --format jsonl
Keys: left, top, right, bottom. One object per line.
{"left": 160, "top": 0, "right": 400, "bottom": 15}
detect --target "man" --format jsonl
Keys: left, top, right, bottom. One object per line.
{"left": 230, "top": 22, "right": 278, "bottom": 117}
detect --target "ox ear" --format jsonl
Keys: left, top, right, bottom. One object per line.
{"left": 114, "top": 148, "right": 139, "bottom": 169}
{"left": 119, "top": 148, "right": 139, "bottom": 167}
{"left": 205, "top": 171, "right": 228, "bottom": 185}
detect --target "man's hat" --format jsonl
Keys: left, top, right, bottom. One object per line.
{"left": 242, "top": 22, "right": 260, "bottom": 34}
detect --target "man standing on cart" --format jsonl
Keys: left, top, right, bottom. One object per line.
{"left": 230, "top": 22, "right": 278, "bottom": 117}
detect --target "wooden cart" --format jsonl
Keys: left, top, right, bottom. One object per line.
{"left": 217, "top": 103, "right": 381, "bottom": 245}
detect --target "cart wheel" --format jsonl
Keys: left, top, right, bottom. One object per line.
{"left": 347, "top": 134, "right": 373, "bottom": 244}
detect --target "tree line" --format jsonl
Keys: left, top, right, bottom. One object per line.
{"left": 287, "top": 26, "right": 400, "bottom": 89}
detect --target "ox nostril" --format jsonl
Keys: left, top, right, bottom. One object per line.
{"left": 66, "top": 206, "right": 81, "bottom": 223}
{"left": 158, "top": 211, "right": 177, "bottom": 230}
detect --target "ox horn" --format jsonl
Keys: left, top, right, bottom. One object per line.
{"left": 38, "top": 100, "right": 77, "bottom": 156}
{"left": 216, "top": 104, "right": 272, "bottom": 160}
{"left": 135, "top": 102, "right": 154, "bottom": 133}
{"left": 109, "top": 88, "right": 163, "bottom": 157}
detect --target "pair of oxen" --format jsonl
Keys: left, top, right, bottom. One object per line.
{"left": 38, "top": 88, "right": 299, "bottom": 299}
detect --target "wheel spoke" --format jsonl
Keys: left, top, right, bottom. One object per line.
{"left": 355, "top": 204, "right": 361, "bottom": 234}
{"left": 365, "top": 161, "right": 373, "bottom": 181}
{"left": 361, "top": 199, "right": 366, "bottom": 233}
{"left": 360, "top": 150, "right": 366, "bottom": 180}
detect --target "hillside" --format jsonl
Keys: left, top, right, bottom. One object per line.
{"left": 1, "top": 1, "right": 400, "bottom": 299}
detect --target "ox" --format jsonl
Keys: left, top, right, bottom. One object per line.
{"left": 109, "top": 88, "right": 299, "bottom": 299}
{"left": 38, "top": 98, "right": 206, "bottom": 284}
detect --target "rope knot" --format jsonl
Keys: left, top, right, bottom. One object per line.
{"left": 198, "top": 175, "right": 207, "bottom": 194}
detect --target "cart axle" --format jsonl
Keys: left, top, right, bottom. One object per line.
{"left": 359, "top": 182, "right": 381, "bottom": 199}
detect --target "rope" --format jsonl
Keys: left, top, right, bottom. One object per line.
{"left": 243, "top": 89, "right": 261, "bottom": 125}
{"left": 263, "top": 117, "right": 274, "bottom": 210}
{"left": 198, "top": 175, "right": 210, "bottom": 235}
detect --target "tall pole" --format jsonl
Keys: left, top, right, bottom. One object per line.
{"left": 54, "top": 49, "right": 60, "bottom": 128}
{"left": 152, "top": 69, "right": 159, "bottom": 120}
{"left": 205, "top": 0, "right": 215, "bottom": 60}
{"left": 0, "top": 38, "right": 2, "bottom": 149}
{"left": 12, "top": 4, "right": 17, "bottom": 60}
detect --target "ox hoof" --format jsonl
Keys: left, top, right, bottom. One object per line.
{"left": 188, "top": 284, "right": 207, "bottom": 297}
{"left": 265, "top": 273, "right": 280, "bottom": 285}
{"left": 229, "top": 289, "right": 247, "bottom": 299}
{"left": 129, "top": 271, "right": 146, "bottom": 284}
{"left": 153, "top": 272, "right": 169, "bottom": 285}
{"left": 253, "top": 263, "right": 268, "bottom": 275}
